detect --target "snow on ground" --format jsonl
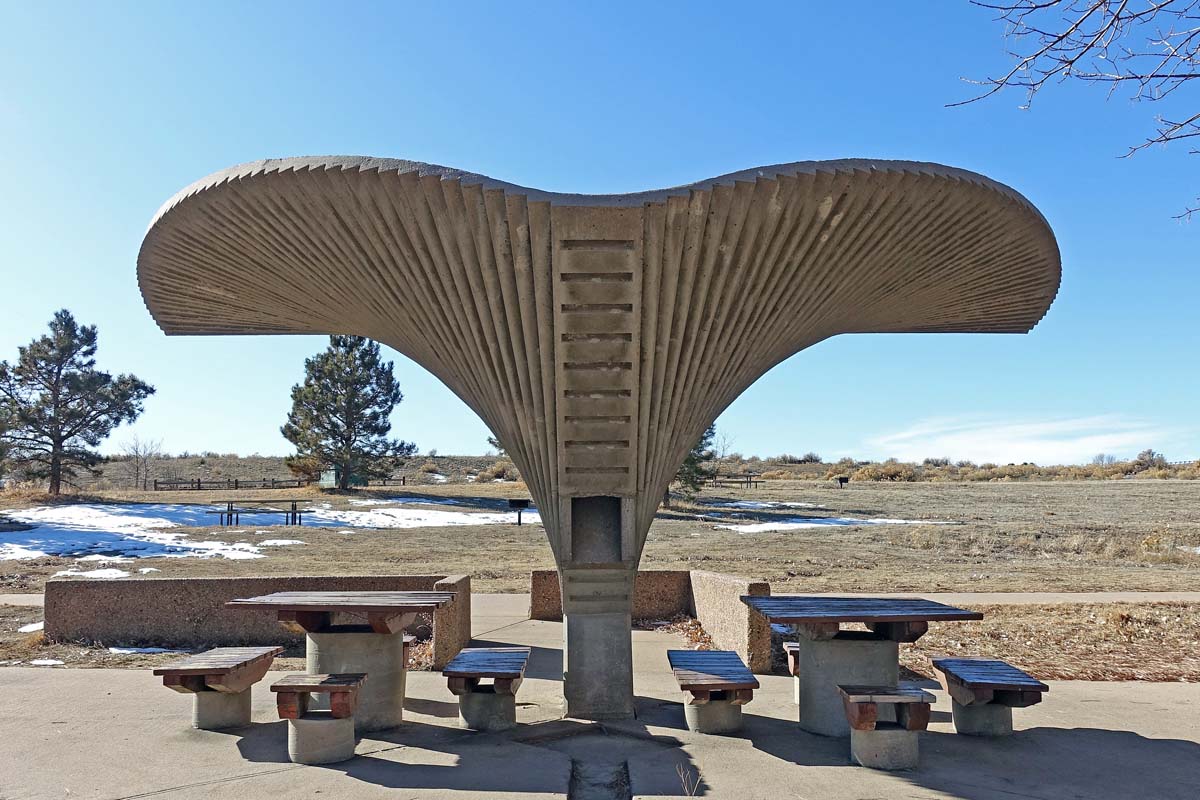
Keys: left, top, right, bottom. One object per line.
{"left": 29, "top": 659, "right": 63, "bottom": 666}
{"left": 52, "top": 567, "right": 132, "bottom": 579}
{"left": 0, "top": 499, "right": 539, "bottom": 567}
{"left": 702, "top": 500, "right": 825, "bottom": 510}
{"left": 17, "top": 622, "right": 43, "bottom": 633}
{"left": 348, "top": 496, "right": 461, "bottom": 506}
{"left": 108, "top": 646, "right": 186, "bottom": 655}
{"left": 429, "top": 473, "right": 448, "bottom": 483}
{"left": 715, "top": 516, "right": 954, "bottom": 534}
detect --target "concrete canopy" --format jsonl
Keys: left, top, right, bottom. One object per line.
{"left": 137, "top": 156, "right": 1060, "bottom": 718}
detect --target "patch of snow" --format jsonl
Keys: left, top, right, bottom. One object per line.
{"left": 138, "top": 567, "right": 160, "bottom": 574}
{"left": 430, "top": 473, "right": 448, "bottom": 483}
{"left": 348, "top": 496, "right": 461, "bottom": 507}
{"left": 308, "top": 505, "right": 541, "bottom": 529}
{"left": 52, "top": 567, "right": 131, "bottom": 579}
{"left": 107, "top": 646, "right": 186, "bottom": 655}
{"left": 18, "top": 621, "right": 43, "bottom": 633}
{"left": 258, "top": 539, "right": 305, "bottom": 546}
{"left": 702, "top": 500, "right": 824, "bottom": 510}
{"left": 0, "top": 543, "right": 47, "bottom": 560}
{"left": 465, "top": 475, "right": 477, "bottom": 482}
{"left": 30, "top": 659, "right": 63, "bottom": 666}
{"left": 715, "top": 516, "right": 954, "bottom": 534}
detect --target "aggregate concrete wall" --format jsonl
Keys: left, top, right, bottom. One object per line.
{"left": 44, "top": 575, "right": 471, "bottom": 668}
{"left": 529, "top": 569, "right": 691, "bottom": 622}
{"left": 689, "top": 570, "right": 772, "bottom": 673}
{"left": 529, "top": 569, "right": 772, "bottom": 672}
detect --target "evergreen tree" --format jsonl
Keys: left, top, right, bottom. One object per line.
{"left": 282, "top": 335, "right": 416, "bottom": 489}
{"left": 0, "top": 310, "right": 154, "bottom": 494}
{"left": 670, "top": 423, "right": 717, "bottom": 504}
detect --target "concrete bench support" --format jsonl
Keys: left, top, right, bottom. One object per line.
{"left": 193, "top": 688, "right": 252, "bottom": 730}
{"left": 287, "top": 713, "right": 356, "bottom": 765}
{"left": 839, "top": 684, "right": 934, "bottom": 771}
{"left": 795, "top": 632, "right": 898, "bottom": 737}
{"left": 272, "top": 673, "right": 364, "bottom": 765}
{"left": 668, "top": 650, "right": 758, "bottom": 735}
{"left": 444, "top": 647, "right": 531, "bottom": 732}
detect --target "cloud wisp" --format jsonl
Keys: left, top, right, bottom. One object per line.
{"left": 865, "top": 414, "right": 1174, "bottom": 465}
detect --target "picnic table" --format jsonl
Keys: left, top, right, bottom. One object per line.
{"left": 741, "top": 595, "right": 982, "bottom": 737}
{"left": 227, "top": 590, "right": 454, "bottom": 731}
{"left": 207, "top": 500, "right": 311, "bottom": 526}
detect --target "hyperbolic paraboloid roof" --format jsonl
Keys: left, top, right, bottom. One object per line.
{"left": 137, "top": 157, "right": 1060, "bottom": 563}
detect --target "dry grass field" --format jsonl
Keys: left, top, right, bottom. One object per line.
{"left": 2, "top": 479, "right": 1197, "bottom": 679}
{"left": 3, "top": 478, "right": 1197, "bottom": 594}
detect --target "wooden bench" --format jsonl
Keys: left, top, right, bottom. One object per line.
{"left": 271, "top": 674, "right": 366, "bottom": 764}
{"left": 271, "top": 673, "right": 366, "bottom": 719}
{"left": 443, "top": 647, "right": 531, "bottom": 731}
{"left": 932, "top": 657, "right": 1048, "bottom": 736}
{"left": 838, "top": 684, "right": 934, "bottom": 770}
{"left": 668, "top": 649, "right": 759, "bottom": 733}
{"left": 154, "top": 646, "right": 283, "bottom": 730}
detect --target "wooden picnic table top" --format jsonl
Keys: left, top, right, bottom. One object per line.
{"left": 838, "top": 684, "right": 936, "bottom": 704}
{"left": 153, "top": 646, "right": 283, "bottom": 676}
{"left": 443, "top": 647, "right": 531, "bottom": 679}
{"left": 740, "top": 595, "right": 983, "bottom": 624}
{"left": 933, "top": 657, "right": 1049, "bottom": 692}
{"left": 270, "top": 673, "right": 367, "bottom": 693}
{"left": 226, "top": 591, "right": 455, "bottom": 614}
{"left": 667, "top": 650, "right": 760, "bottom": 691}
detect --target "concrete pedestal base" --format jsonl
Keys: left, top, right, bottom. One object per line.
{"left": 563, "top": 608, "right": 634, "bottom": 720}
{"left": 458, "top": 687, "right": 517, "bottom": 731}
{"left": 192, "top": 688, "right": 251, "bottom": 730}
{"left": 850, "top": 723, "right": 919, "bottom": 770}
{"left": 796, "top": 633, "right": 898, "bottom": 737}
{"left": 683, "top": 699, "right": 743, "bottom": 734}
{"left": 307, "top": 627, "right": 406, "bottom": 732}
{"left": 952, "top": 700, "right": 1014, "bottom": 736}
{"left": 287, "top": 712, "right": 356, "bottom": 765}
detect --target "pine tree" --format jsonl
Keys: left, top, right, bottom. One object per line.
{"left": 670, "top": 423, "right": 717, "bottom": 504}
{"left": 0, "top": 310, "right": 155, "bottom": 494}
{"left": 282, "top": 335, "right": 416, "bottom": 489}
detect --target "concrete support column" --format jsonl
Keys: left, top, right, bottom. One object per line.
{"left": 307, "top": 627, "right": 406, "bottom": 732}
{"left": 458, "top": 687, "right": 518, "bottom": 731}
{"left": 560, "top": 567, "right": 635, "bottom": 720}
{"left": 192, "top": 688, "right": 252, "bottom": 730}
{"left": 683, "top": 698, "right": 744, "bottom": 734}
{"left": 850, "top": 723, "right": 920, "bottom": 770}
{"left": 286, "top": 712, "right": 357, "bottom": 764}
{"left": 951, "top": 700, "right": 1014, "bottom": 736}
{"left": 795, "top": 632, "right": 898, "bottom": 737}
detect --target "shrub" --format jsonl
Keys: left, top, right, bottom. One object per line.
{"left": 760, "top": 469, "right": 791, "bottom": 480}
{"left": 477, "top": 460, "right": 519, "bottom": 482}
{"left": 418, "top": 460, "right": 440, "bottom": 474}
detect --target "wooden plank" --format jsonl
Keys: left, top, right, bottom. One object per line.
{"left": 227, "top": 590, "right": 455, "bottom": 614}
{"left": 447, "top": 676, "right": 480, "bottom": 696}
{"left": 741, "top": 595, "right": 983, "bottom": 624}
{"left": 270, "top": 673, "right": 366, "bottom": 693}
{"left": 842, "top": 698, "right": 878, "bottom": 731}
{"left": 866, "top": 620, "right": 929, "bottom": 642}
{"left": 153, "top": 646, "right": 284, "bottom": 677}
{"left": 278, "top": 609, "right": 332, "bottom": 634}
{"left": 206, "top": 656, "right": 273, "bottom": 694}
{"left": 932, "top": 657, "right": 1049, "bottom": 692}
{"left": 837, "top": 684, "right": 936, "bottom": 704}
{"left": 667, "top": 650, "right": 760, "bottom": 691}
{"left": 897, "top": 702, "right": 932, "bottom": 731}
{"left": 275, "top": 691, "right": 309, "bottom": 720}
{"left": 329, "top": 690, "right": 358, "bottom": 718}
{"left": 443, "top": 647, "right": 531, "bottom": 679}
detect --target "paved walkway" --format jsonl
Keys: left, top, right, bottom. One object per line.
{"left": 1, "top": 601, "right": 1197, "bottom": 799}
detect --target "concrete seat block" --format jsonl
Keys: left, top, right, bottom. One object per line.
{"left": 683, "top": 698, "right": 743, "bottom": 734}
{"left": 459, "top": 687, "right": 517, "bottom": 731}
{"left": 287, "top": 712, "right": 357, "bottom": 765}
{"left": 849, "top": 722, "right": 919, "bottom": 770}
{"left": 192, "top": 688, "right": 251, "bottom": 730}
{"left": 952, "top": 699, "right": 1014, "bottom": 736}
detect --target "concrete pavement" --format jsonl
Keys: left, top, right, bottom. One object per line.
{"left": 1, "top": 602, "right": 1197, "bottom": 799}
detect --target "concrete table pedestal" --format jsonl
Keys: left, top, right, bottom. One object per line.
{"left": 307, "top": 628, "right": 406, "bottom": 732}
{"left": 795, "top": 633, "right": 898, "bottom": 737}
{"left": 192, "top": 688, "right": 251, "bottom": 730}
{"left": 850, "top": 723, "right": 919, "bottom": 770}
{"left": 458, "top": 686, "right": 517, "bottom": 732}
{"left": 951, "top": 700, "right": 1014, "bottom": 736}
{"left": 287, "top": 712, "right": 356, "bottom": 765}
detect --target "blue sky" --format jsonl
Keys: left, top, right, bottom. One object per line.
{"left": 0, "top": 3, "right": 1196, "bottom": 464}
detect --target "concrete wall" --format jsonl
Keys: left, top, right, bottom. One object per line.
{"left": 688, "top": 570, "right": 772, "bottom": 673}
{"left": 529, "top": 569, "right": 691, "bottom": 622}
{"left": 44, "top": 575, "right": 471, "bottom": 669}
{"left": 529, "top": 569, "right": 772, "bottom": 673}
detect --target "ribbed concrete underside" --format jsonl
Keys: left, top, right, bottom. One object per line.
{"left": 137, "top": 157, "right": 1061, "bottom": 563}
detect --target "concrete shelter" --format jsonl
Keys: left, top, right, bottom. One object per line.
{"left": 136, "top": 157, "right": 1061, "bottom": 719}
